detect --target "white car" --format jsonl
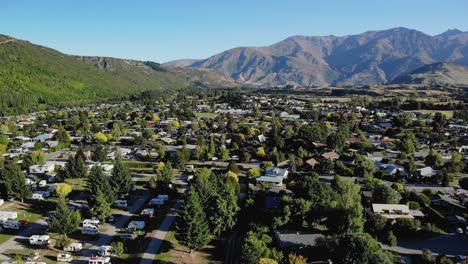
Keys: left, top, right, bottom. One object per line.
{"left": 456, "top": 227, "right": 463, "bottom": 234}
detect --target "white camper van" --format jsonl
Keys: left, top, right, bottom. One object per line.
{"left": 81, "top": 224, "right": 99, "bottom": 236}
{"left": 29, "top": 235, "right": 50, "bottom": 246}
{"left": 98, "top": 245, "right": 113, "bottom": 256}
{"left": 57, "top": 253, "right": 73, "bottom": 262}
{"left": 82, "top": 219, "right": 100, "bottom": 226}
{"left": 63, "top": 242, "right": 83, "bottom": 252}
{"left": 88, "top": 256, "right": 111, "bottom": 264}
{"left": 113, "top": 200, "right": 128, "bottom": 208}
{"left": 3, "top": 220, "right": 22, "bottom": 230}
{"left": 126, "top": 221, "right": 145, "bottom": 233}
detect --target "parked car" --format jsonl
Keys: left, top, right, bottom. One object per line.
{"left": 456, "top": 227, "right": 463, "bottom": 234}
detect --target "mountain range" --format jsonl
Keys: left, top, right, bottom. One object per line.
{"left": 0, "top": 34, "right": 238, "bottom": 113}
{"left": 172, "top": 27, "right": 468, "bottom": 87}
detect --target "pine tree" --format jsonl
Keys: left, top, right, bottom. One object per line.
{"left": 110, "top": 160, "right": 133, "bottom": 194}
{"left": 49, "top": 197, "right": 81, "bottom": 235}
{"left": 93, "top": 190, "right": 112, "bottom": 222}
{"left": 0, "top": 164, "right": 32, "bottom": 203}
{"left": 176, "top": 187, "right": 211, "bottom": 252}
{"left": 87, "top": 165, "right": 114, "bottom": 200}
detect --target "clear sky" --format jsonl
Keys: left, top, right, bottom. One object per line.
{"left": 1, "top": 0, "right": 467, "bottom": 62}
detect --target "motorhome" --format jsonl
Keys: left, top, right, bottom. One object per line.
{"left": 0, "top": 211, "right": 18, "bottom": 220}
{"left": 127, "top": 221, "right": 145, "bottom": 232}
{"left": 82, "top": 219, "right": 100, "bottom": 226}
{"left": 57, "top": 253, "right": 73, "bottom": 262}
{"left": 141, "top": 208, "right": 154, "bottom": 217}
{"left": 3, "top": 220, "right": 22, "bottom": 230}
{"left": 88, "top": 256, "right": 111, "bottom": 264}
{"left": 81, "top": 224, "right": 99, "bottom": 235}
{"left": 113, "top": 200, "right": 128, "bottom": 208}
{"left": 63, "top": 242, "right": 83, "bottom": 252}
{"left": 31, "top": 193, "right": 45, "bottom": 200}
{"left": 38, "top": 180, "right": 47, "bottom": 187}
{"left": 148, "top": 198, "right": 164, "bottom": 206}
{"left": 29, "top": 235, "right": 50, "bottom": 246}
{"left": 98, "top": 245, "right": 113, "bottom": 256}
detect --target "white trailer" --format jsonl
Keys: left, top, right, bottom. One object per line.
{"left": 57, "top": 253, "right": 73, "bottom": 262}
{"left": 82, "top": 219, "right": 100, "bottom": 226}
{"left": 81, "top": 224, "right": 99, "bottom": 236}
{"left": 88, "top": 256, "right": 111, "bottom": 264}
{"left": 127, "top": 220, "right": 145, "bottom": 232}
{"left": 0, "top": 211, "right": 18, "bottom": 220}
{"left": 98, "top": 245, "right": 113, "bottom": 256}
{"left": 63, "top": 242, "right": 83, "bottom": 252}
{"left": 113, "top": 200, "right": 128, "bottom": 208}
{"left": 29, "top": 235, "right": 50, "bottom": 246}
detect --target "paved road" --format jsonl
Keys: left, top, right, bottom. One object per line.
{"left": 382, "top": 233, "right": 468, "bottom": 257}
{"left": 139, "top": 178, "right": 187, "bottom": 264}
{"left": 224, "top": 232, "right": 243, "bottom": 264}
{"left": 139, "top": 200, "right": 181, "bottom": 264}
{"left": 76, "top": 192, "right": 150, "bottom": 263}
{"left": 189, "top": 161, "right": 260, "bottom": 169}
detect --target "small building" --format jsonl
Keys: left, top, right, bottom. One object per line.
{"left": 256, "top": 176, "right": 283, "bottom": 186}
{"left": 372, "top": 204, "right": 423, "bottom": 220}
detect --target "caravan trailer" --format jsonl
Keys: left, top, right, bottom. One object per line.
{"left": 3, "top": 220, "right": 22, "bottom": 230}
{"left": 81, "top": 224, "right": 99, "bottom": 236}
{"left": 88, "top": 256, "right": 111, "bottom": 264}
{"left": 82, "top": 219, "right": 100, "bottom": 226}
{"left": 63, "top": 242, "right": 83, "bottom": 252}
{"left": 29, "top": 235, "right": 50, "bottom": 246}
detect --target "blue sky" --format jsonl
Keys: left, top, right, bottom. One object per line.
{"left": 0, "top": 0, "right": 467, "bottom": 62}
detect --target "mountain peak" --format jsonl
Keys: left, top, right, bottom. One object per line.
{"left": 437, "top": 28, "right": 464, "bottom": 38}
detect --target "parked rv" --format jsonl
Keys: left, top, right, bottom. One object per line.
{"left": 3, "top": 220, "right": 22, "bottom": 230}
{"left": 81, "top": 224, "right": 99, "bottom": 236}
{"left": 82, "top": 219, "right": 100, "bottom": 226}
{"left": 29, "top": 235, "right": 50, "bottom": 246}
{"left": 88, "top": 256, "right": 111, "bottom": 264}
{"left": 57, "top": 253, "right": 73, "bottom": 262}
{"left": 63, "top": 242, "right": 83, "bottom": 252}
{"left": 98, "top": 245, "right": 113, "bottom": 256}
{"left": 113, "top": 200, "right": 128, "bottom": 208}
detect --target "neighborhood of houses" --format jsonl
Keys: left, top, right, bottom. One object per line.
{"left": 0, "top": 91, "right": 467, "bottom": 264}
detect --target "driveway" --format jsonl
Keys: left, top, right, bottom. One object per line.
{"left": 383, "top": 233, "right": 468, "bottom": 256}
{"left": 139, "top": 178, "right": 187, "bottom": 264}
{"left": 75, "top": 192, "right": 150, "bottom": 263}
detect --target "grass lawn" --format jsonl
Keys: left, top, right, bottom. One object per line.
{"left": 155, "top": 231, "right": 222, "bottom": 264}
{"left": 0, "top": 233, "right": 12, "bottom": 244}
{"left": 194, "top": 112, "right": 218, "bottom": 119}
{"left": 404, "top": 110, "right": 454, "bottom": 118}
{"left": 65, "top": 178, "right": 87, "bottom": 191}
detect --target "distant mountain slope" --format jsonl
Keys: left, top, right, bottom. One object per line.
{"left": 391, "top": 62, "right": 468, "bottom": 86}
{"left": 0, "top": 34, "right": 190, "bottom": 112}
{"left": 163, "top": 59, "right": 201, "bottom": 67}
{"left": 188, "top": 27, "right": 468, "bottom": 86}
{"left": 75, "top": 56, "right": 188, "bottom": 89}
{"left": 77, "top": 56, "right": 238, "bottom": 88}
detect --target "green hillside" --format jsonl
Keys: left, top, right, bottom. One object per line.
{"left": 0, "top": 35, "right": 189, "bottom": 113}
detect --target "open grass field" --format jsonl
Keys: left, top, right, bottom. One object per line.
{"left": 194, "top": 112, "right": 218, "bottom": 119}
{"left": 154, "top": 231, "right": 222, "bottom": 264}
{"left": 404, "top": 110, "right": 454, "bottom": 118}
